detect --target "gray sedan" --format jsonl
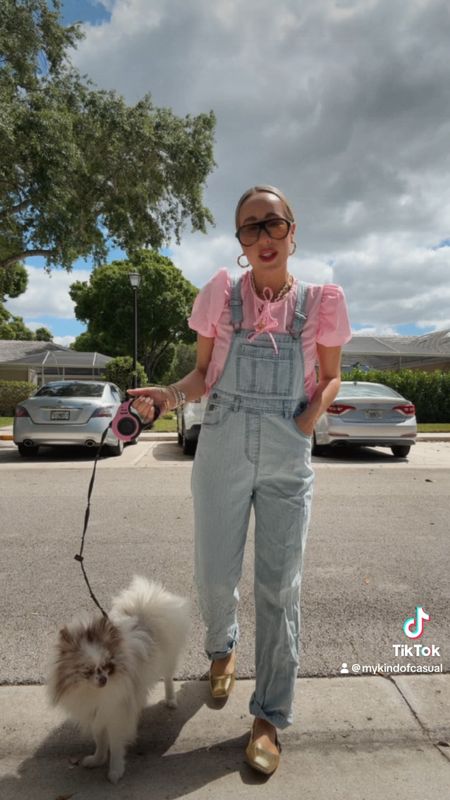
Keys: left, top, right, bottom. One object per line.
{"left": 13, "top": 380, "right": 124, "bottom": 457}
{"left": 313, "top": 381, "right": 417, "bottom": 457}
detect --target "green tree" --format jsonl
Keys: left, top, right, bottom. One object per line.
{"left": 0, "top": 260, "right": 32, "bottom": 338}
{"left": 0, "top": 258, "right": 53, "bottom": 340}
{"left": 0, "top": 260, "right": 28, "bottom": 298}
{"left": 68, "top": 330, "right": 97, "bottom": 352}
{"left": 102, "top": 356, "right": 147, "bottom": 394}
{"left": 162, "top": 342, "right": 197, "bottom": 385}
{"left": 0, "top": 306, "right": 54, "bottom": 340}
{"left": 34, "top": 326, "right": 52, "bottom": 340}
{"left": 0, "top": 308, "right": 33, "bottom": 339}
{"left": 0, "top": 0, "right": 216, "bottom": 273}
{"left": 70, "top": 251, "right": 197, "bottom": 382}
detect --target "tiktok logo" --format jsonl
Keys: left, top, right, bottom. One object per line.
{"left": 403, "top": 606, "right": 430, "bottom": 639}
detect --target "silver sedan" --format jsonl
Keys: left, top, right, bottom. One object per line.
{"left": 176, "top": 397, "right": 207, "bottom": 455}
{"left": 13, "top": 380, "right": 124, "bottom": 457}
{"left": 313, "top": 381, "right": 417, "bottom": 457}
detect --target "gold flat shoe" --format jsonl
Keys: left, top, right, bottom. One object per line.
{"left": 209, "top": 670, "right": 236, "bottom": 699}
{"left": 245, "top": 726, "right": 281, "bottom": 775}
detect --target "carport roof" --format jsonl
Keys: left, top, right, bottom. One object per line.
{"left": 343, "top": 329, "right": 450, "bottom": 358}
{"left": 0, "top": 340, "right": 66, "bottom": 361}
{"left": 6, "top": 351, "right": 112, "bottom": 368}
{"left": 0, "top": 340, "right": 112, "bottom": 368}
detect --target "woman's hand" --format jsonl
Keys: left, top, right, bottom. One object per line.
{"left": 294, "top": 411, "right": 315, "bottom": 437}
{"left": 127, "top": 386, "right": 171, "bottom": 424}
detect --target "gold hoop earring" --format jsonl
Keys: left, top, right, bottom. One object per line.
{"left": 237, "top": 254, "right": 250, "bottom": 268}
{"left": 290, "top": 242, "right": 297, "bottom": 256}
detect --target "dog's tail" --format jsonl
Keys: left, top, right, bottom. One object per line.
{"left": 111, "top": 576, "right": 190, "bottom": 648}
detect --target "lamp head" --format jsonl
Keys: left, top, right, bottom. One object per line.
{"left": 129, "top": 271, "right": 141, "bottom": 289}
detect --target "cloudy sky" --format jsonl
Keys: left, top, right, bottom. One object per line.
{"left": 6, "top": 0, "right": 450, "bottom": 344}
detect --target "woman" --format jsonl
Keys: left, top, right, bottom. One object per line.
{"left": 129, "top": 185, "right": 352, "bottom": 775}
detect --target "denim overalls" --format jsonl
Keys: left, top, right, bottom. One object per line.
{"left": 191, "top": 275, "right": 315, "bottom": 729}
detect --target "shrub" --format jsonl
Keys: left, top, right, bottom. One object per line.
{"left": 0, "top": 380, "right": 36, "bottom": 415}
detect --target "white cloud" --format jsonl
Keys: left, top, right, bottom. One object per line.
{"left": 170, "top": 229, "right": 450, "bottom": 332}
{"left": 53, "top": 335, "right": 76, "bottom": 347}
{"left": 24, "top": 320, "right": 44, "bottom": 332}
{"left": 170, "top": 233, "right": 335, "bottom": 289}
{"left": 169, "top": 234, "right": 237, "bottom": 288}
{"left": 4, "top": 266, "right": 91, "bottom": 320}
{"left": 61, "top": 0, "right": 450, "bottom": 333}
{"left": 352, "top": 326, "right": 400, "bottom": 337}
{"left": 330, "top": 237, "right": 450, "bottom": 330}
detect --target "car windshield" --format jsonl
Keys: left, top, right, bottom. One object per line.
{"left": 338, "top": 383, "right": 403, "bottom": 399}
{"left": 35, "top": 383, "right": 105, "bottom": 398}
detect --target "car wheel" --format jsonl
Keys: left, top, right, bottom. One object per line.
{"left": 182, "top": 432, "right": 197, "bottom": 456}
{"left": 106, "top": 439, "right": 124, "bottom": 457}
{"left": 312, "top": 434, "right": 328, "bottom": 457}
{"left": 177, "top": 431, "right": 183, "bottom": 446}
{"left": 391, "top": 445, "right": 410, "bottom": 457}
{"left": 17, "top": 443, "right": 39, "bottom": 457}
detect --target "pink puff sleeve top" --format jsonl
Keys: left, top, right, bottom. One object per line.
{"left": 188, "top": 268, "right": 352, "bottom": 401}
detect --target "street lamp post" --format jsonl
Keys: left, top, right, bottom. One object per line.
{"left": 129, "top": 271, "right": 141, "bottom": 388}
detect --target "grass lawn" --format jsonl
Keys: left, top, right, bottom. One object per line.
{"left": 418, "top": 423, "right": 450, "bottom": 432}
{"left": 153, "top": 413, "right": 177, "bottom": 433}
{"left": 104, "top": 420, "right": 450, "bottom": 434}
{"left": 1, "top": 414, "right": 449, "bottom": 434}
{"left": 157, "top": 419, "right": 450, "bottom": 433}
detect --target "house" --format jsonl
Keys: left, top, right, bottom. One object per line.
{"left": 1, "top": 327, "right": 450, "bottom": 386}
{"left": 342, "top": 329, "right": 450, "bottom": 372}
{"left": 0, "top": 341, "right": 113, "bottom": 385}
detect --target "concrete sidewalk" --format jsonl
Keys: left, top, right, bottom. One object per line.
{"left": 1, "top": 675, "right": 449, "bottom": 799}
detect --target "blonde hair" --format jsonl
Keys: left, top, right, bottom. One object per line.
{"left": 235, "top": 185, "right": 295, "bottom": 230}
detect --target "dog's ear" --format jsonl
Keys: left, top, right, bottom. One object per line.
{"left": 86, "top": 615, "right": 108, "bottom": 642}
{"left": 59, "top": 626, "right": 73, "bottom": 644}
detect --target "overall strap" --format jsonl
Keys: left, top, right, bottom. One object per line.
{"left": 230, "top": 275, "right": 244, "bottom": 332}
{"left": 288, "top": 281, "right": 310, "bottom": 339}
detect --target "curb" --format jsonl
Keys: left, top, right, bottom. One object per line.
{"left": 416, "top": 435, "right": 450, "bottom": 442}
{"left": 0, "top": 431, "right": 178, "bottom": 443}
{"left": 1, "top": 431, "right": 450, "bottom": 444}
{"left": 1, "top": 675, "right": 449, "bottom": 754}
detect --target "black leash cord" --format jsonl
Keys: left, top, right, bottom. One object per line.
{"left": 74, "top": 423, "right": 111, "bottom": 618}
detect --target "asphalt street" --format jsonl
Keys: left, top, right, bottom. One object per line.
{"left": 0, "top": 437, "right": 448, "bottom": 684}
{"left": 1, "top": 435, "right": 449, "bottom": 800}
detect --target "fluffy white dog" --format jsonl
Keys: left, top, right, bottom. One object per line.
{"left": 47, "top": 576, "right": 189, "bottom": 783}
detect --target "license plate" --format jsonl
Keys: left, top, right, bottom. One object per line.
{"left": 365, "top": 409, "right": 383, "bottom": 419}
{"left": 51, "top": 410, "right": 70, "bottom": 420}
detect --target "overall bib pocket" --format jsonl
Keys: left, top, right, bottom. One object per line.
{"left": 236, "top": 343, "right": 293, "bottom": 396}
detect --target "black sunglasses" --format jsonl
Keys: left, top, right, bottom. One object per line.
{"left": 235, "top": 217, "right": 292, "bottom": 247}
